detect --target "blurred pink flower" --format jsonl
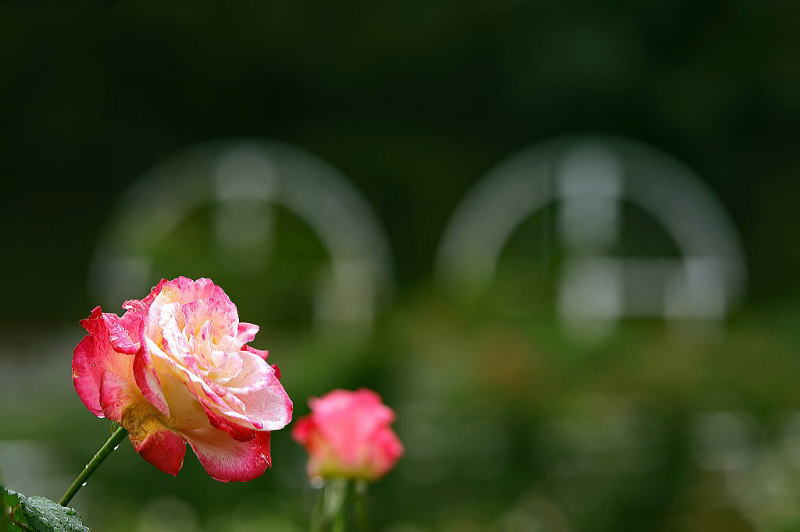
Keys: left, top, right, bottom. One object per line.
{"left": 72, "top": 277, "right": 292, "bottom": 482}
{"left": 292, "top": 389, "right": 403, "bottom": 481}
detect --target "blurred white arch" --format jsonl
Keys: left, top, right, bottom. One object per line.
{"left": 437, "top": 136, "right": 746, "bottom": 339}
{"left": 91, "top": 140, "right": 392, "bottom": 329}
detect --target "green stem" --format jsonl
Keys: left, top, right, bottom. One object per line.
{"left": 354, "top": 480, "right": 369, "bottom": 531}
{"left": 311, "top": 477, "right": 350, "bottom": 531}
{"left": 59, "top": 426, "right": 128, "bottom": 506}
{"left": 332, "top": 509, "right": 346, "bottom": 532}
{"left": 310, "top": 486, "right": 325, "bottom": 532}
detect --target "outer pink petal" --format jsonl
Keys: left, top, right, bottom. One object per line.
{"left": 183, "top": 427, "right": 271, "bottom": 482}
{"left": 132, "top": 427, "right": 187, "bottom": 476}
{"left": 89, "top": 279, "right": 166, "bottom": 402}
{"left": 136, "top": 278, "right": 170, "bottom": 307}
{"left": 291, "top": 416, "right": 316, "bottom": 446}
{"left": 115, "top": 278, "right": 166, "bottom": 339}
{"left": 73, "top": 337, "right": 106, "bottom": 416}
{"left": 99, "top": 370, "right": 138, "bottom": 422}
{"left": 102, "top": 313, "right": 140, "bottom": 354}
{"left": 237, "top": 323, "right": 259, "bottom": 344}
{"left": 368, "top": 426, "right": 404, "bottom": 479}
{"left": 73, "top": 307, "right": 135, "bottom": 418}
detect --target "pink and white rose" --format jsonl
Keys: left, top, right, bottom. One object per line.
{"left": 73, "top": 277, "right": 292, "bottom": 482}
{"left": 292, "top": 389, "right": 403, "bottom": 481}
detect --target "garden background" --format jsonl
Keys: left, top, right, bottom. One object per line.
{"left": 1, "top": 1, "right": 799, "bottom": 530}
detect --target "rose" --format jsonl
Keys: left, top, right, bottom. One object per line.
{"left": 292, "top": 389, "right": 403, "bottom": 481}
{"left": 72, "top": 277, "right": 292, "bottom": 482}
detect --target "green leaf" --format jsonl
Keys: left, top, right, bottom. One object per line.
{"left": 1, "top": 488, "right": 88, "bottom": 532}
{"left": 1, "top": 488, "right": 27, "bottom": 532}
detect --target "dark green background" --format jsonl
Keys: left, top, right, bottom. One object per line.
{"left": 1, "top": 0, "right": 798, "bottom": 319}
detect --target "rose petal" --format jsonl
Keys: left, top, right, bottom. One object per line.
{"left": 206, "top": 350, "right": 245, "bottom": 384}
{"left": 155, "top": 277, "right": 234, "bottom": 308}
{"left": 133, "top": 349, "right": 170, "bottom": 417}
{"left": 102, "top": 313, "right": 140, "bottom": 355}
{"left": 367, "top": 426, "right": 404, "bottom": 478}
{"left": 291, "top": 416, "right": 316, "bottom": 446}
{"left": 132, "top": 426, "right": 187, "bottom": 476}
{"left": 244, "top": 345, "right": 269, "bottom": 360}
{"left": 73, "top": 307, "right": 134, "bottom": 418}
{"left": 237, "top": 322, "right": 259, "bottom": 344}
{"left": 137, "top": 279, "right": 170, "bottom": 307}
{"left": 99, "top": 370, "right": 138, "bottom": 422}
{"left": 202, "top": 405, "right": 256, "bottom": 442}
{"left": 183, "top": 427, "right": 271, "bottom": 482}
{"left": 310, "top": 389, "right": 393, "bottom": 465}
{"left": 222, "top": 351, "right": 293, "bottom": 431}
{"left": 181, "top": 298, "right": 238, "bottom": 343}
{"left": 146, "top": 338, "right": 252, "bottom": 427}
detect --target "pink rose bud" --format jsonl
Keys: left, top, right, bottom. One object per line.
{"left": 292, "top": 389, "right": 403, "bottom": 482}
{"left": 72, "top": 277, "right": 293, "bottom": 482}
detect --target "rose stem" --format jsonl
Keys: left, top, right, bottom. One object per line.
{"left": 322, "top": 477, "right": 349, "bottom": 532}
{"left": 59, "top": 425, "right": 128, "bottom": 506}
{"left": 354, "top": 480, "right": 369, "bottom": 531}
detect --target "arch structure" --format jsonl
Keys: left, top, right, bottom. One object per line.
{"left": 91, "top": 140, "right": 392, "bottom": 330}
{"left": 437, "top": 136, "right": 746, "bottom": 340}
